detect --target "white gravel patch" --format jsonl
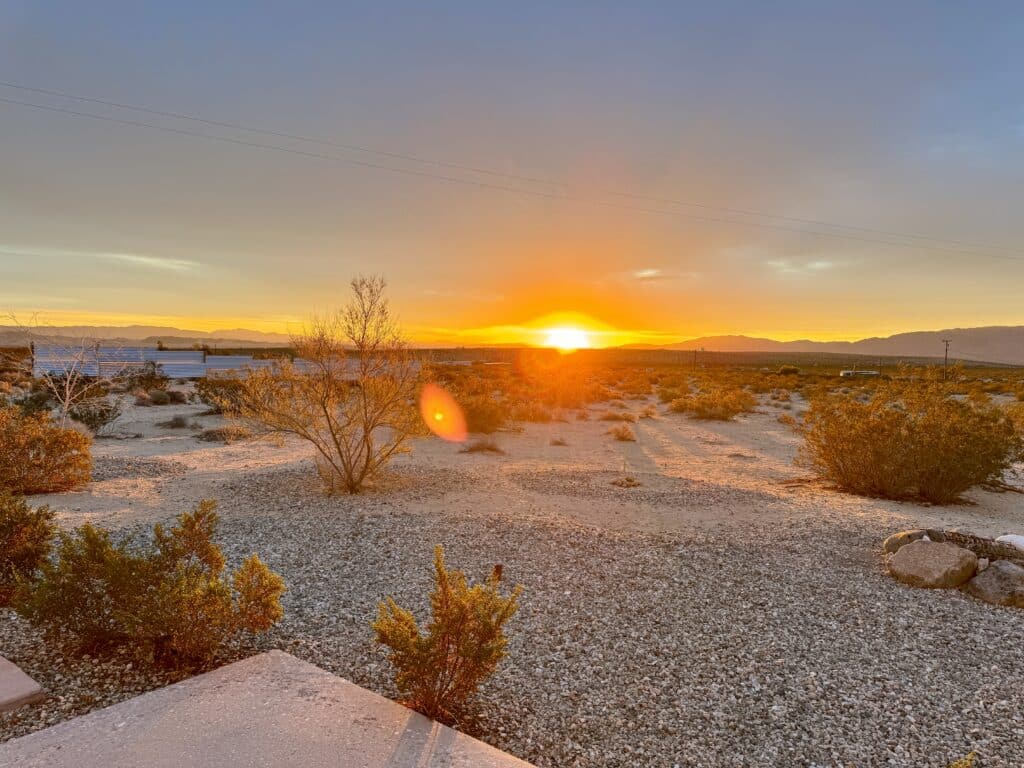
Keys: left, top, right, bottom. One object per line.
{"left": 6, "top": 463, "right": 1020, "bottom": 767}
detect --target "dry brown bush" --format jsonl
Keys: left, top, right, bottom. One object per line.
{"left": 669, "top": 387, "right": 757, "bottom": 420}
{"left": 459, "top": 437, "right": 506, "bottom": 455}
{"left": 608, "top": 424, "right": 636, "bottom": 442}
{"left": 598, "top": 410, "right": 636, "bottom": 423}
{"left": 0, "top": 406, "right": 92, "bottom": 495}
{"left": 800, "top": 376, "right": 1022, "bottom": 503}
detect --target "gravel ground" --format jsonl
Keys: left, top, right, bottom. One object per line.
{"left": 4, "top": 459, "right": 1023, "bottom": 767}
{"left": 90, "top": 456, "right": 189, "bottom": 482}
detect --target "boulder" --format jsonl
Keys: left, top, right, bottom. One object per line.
{"left": 882, "top": 529, "right": 928, "bottom": 554}
{"left": 963, "top": 560, "right": 1024, "bottom": 608}
{"left": 888, "top": 540, "right": 977, "bottom": 589}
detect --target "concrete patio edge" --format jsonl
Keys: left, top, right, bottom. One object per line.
{"left": 0, "top": 650, "right": 535, "bottom": 768}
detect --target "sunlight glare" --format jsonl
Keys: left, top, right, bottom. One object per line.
{"left": 543, "top": 327, "right": 590, "bottom": 352}
{"left": 419, "top": 383, "right": 468, "bottom": 442}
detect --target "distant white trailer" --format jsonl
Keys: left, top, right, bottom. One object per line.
{"left": 839, "top": 370, "right": 881, "bottom": 378}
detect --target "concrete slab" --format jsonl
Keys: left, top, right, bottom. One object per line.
{"left": 0, "top": 657, "right": 44, "bottom": 713}
{"left": 0, "top": 650, "right": 533, "bottom": 768}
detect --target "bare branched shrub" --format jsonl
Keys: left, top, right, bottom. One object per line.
{"left": 14, "top": 500, "right": 285, "bottom": 667}
{"left": 0, "top": 492, "right": 56, "bottom": 605}
{"left": 226, "top": 277, "right": 422, "bottom": 493}
{"left": 800, "top": 375, "right": 1022, "bottom": 504}
{"left": 0, "top": 406, "right": 92, "bottom": 494}
{"left": 372, "top": 546, "right": 521, "bottom": 724}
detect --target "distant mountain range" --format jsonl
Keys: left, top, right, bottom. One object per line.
{"left": 625, "top": 326, "right": 1024, "bottom": 365}
{"left": 2, "top": 323, "right": 1023, "bottom": 364}
{"left": 0, "top": 324, "right": 292, "bottom": 348}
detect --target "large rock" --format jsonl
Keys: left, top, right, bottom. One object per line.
{"left": 963, "top": 560, "right": 1024, "bottom": 608}
{"left": 888, "top": 540, "right": 977, "bottom": 589}
{"left": 882, "top": 529, "right": 928, "bottom": 554}
{"left": 995, "top": 534, "right": 1024, "bottom": 554}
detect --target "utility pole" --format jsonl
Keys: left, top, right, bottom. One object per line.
{"left": 942, "top": 339, "right": 951, "bottom": 380}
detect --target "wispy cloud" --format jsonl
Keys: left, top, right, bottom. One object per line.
{"left": 766, "top": 259, "right": 836, "bottom": 275}
{"left": 97, "top": 253, "right": 199, "bottom": 271}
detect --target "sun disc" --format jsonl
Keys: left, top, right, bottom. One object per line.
{"left": 543, "top": 327, "right": 590, "bottom": 351}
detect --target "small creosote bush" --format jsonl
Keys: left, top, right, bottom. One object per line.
{"left": 608, "top": 424, "right": 636, "bottom": 442}
{"left": 0, "top": 406, "right": 92, "bottom": 495}
{"left": 0, "top": 492, "right": 56, "bottom": 606}
{"left": 14, "top": 500, "right": 285, "bottom": 668}
{"left": 947, "top": 753, "right": 976, "bottom": 768}
{"left": 372, "top": 546, "right": 521, "bottom": 725}
{"left": 669, "top": 387, "right": 757, "bottom": 421}
{"left": 69, "top": 397, "right": 123, "bottom": 435}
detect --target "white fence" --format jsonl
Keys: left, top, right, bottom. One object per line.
{"left": 31, "top": 345, "right": 290, "bottom": 379}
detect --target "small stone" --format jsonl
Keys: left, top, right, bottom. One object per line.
{"left": 881, "top": 529, "right": 928, "bottom": 554}
{"left": 888, "top": 540, "right": 977, "bottom": 589}
{"left": 977, "top": 558, "right": 990, "bottom": 572}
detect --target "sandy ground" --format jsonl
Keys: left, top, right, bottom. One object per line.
{"left": 41, "top": 395, "right": 1023, "bottom": 540}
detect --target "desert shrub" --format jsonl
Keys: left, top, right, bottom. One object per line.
{"left": 669, "top": 387, "right": 757, "bottom": 421}
{"left": 598, "top": 410, "right": 635, "bottom": 423}
{"left": 639, "top": 404, "right": 657, "bottom": 419}
{"left": 197, "top": 425, "right": 253, "bottom": 444}
{"left": 458, "top": 395, "right": 510, "bottom": 434}
{"left": 12, "top": 389, "right": 52, "bottom": 416}
{"left": 575, "top": 410, "right": 590, "bottom": 421}
{"left": 195, "top": 376, "right": 245, "bottom": 415}
{"left": 14, "top": 500, "right": 284, "bottom": 667}
{"left": 167, "top": 390, "right": 188, "bottom": 404}
{"left": 0, "top": 493, "right": 56, "bottom": 605}
{"left": 69, "top": 397, "right": 123, "bottom": 434}
{"left": 610, "top": 475, "right": 641, "bottom": 488}
{"left": 800, "top": 378, "right": 1022, "bottom": 503}
{"left": 777, "top": 365, "right": 800, "bottom": 375}
{"left": 372, "top": 546, "right": 520, "bottom": 724}
{"left": 549, "top": 437, "right": 568, "bottom": 446}
{"left": 125, "top": 361, "right": 169, "bottom": 392}
{"left": 509, "top": 401, "right": 552, "bottom": 423}
{"left": 608, "top": 424, "right": 636, "bottom": 442}
{"left": 0, "top": 407, "right": 92, "bottom": 495}
{"left": 134, "top": 392, "right": 152, "bottom": 406}
{"left": 228, "top": 277, "right": 422, "bottom": 494}
{"left": 148, "top": 389, "right": 171, "bottom": 406}
{"left": 460, "top": 437, "right": 505, "bottom": 455}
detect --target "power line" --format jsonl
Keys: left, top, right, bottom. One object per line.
{"left": 2, "top": 93, "right": 1023, "bottom": 263}
{"left": 3, "top": 80, "right": 1019, "bottom": 258}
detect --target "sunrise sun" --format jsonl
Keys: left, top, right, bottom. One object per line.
{"left": 543, "top": 327, "right": 591, "bottom": 351}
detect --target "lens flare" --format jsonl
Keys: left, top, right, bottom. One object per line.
{"left": 419, "top": 383, "right": 468, "bottom": 442}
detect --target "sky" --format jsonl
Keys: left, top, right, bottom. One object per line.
{"left": 2, "top": 2, "right": 1023, "bottom": 347}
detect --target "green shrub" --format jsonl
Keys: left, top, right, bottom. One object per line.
{"left": 0, "top": 407, "right": 92, "bottom": 495}
{"left": 195, "top": 376, "right": 245, "bottom": 415}
{"left": 669, "top": 388, "right": 757, "bottom": 420}
{"left": 14, "top": 500, "right": 284, "bottom": 667}
{"left": 125, "top": 362, "right": 169, "bottom": 392}
{"left": 13, "top": 390, "right": 52, "bottom": 416}
{"left": 800, "top": 378, "right": 1022, "bottom": 504}
{"left": 372, "top": 546, "right": 520, "bottom": 724}
{"left": 148, "top": 389, "right": 171, "bottom": 406}
{"left": 197, "top": 425, "right": 253, "bottom": 444}
{"left": 69, "top": 397, "right": 123, "bottom": 434}
{"left": 0, "top": 493, "right": 56, "bottom": 605}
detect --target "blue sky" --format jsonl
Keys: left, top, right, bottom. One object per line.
{"left": 1, "top": 2, "right": 1022, "bottom": 342}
